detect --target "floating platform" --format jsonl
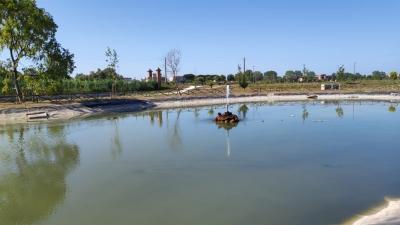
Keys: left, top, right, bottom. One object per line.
{"left": 215, "top": 111, "right": 239, "bottom": 123}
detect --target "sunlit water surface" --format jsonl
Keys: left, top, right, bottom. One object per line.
{"left": 1, "top": 101, "right": 400, "bottom": 225}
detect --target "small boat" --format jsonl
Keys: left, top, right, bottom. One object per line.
{"left": 307, "top": 95, "right": 318, "bottom": 99}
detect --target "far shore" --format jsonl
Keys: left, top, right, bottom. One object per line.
{"left": 153, "top": 93, "right": 400, "bottom": 109}
{"left": 1, "top": 93, "right": 400, "bottom": 125}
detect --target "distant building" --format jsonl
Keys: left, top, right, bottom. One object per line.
{"left": 316, "top": 74, "right": 332, "bottom": 81}
{"left": 146, "top": 68, "right": 165, "bottom": 88}
{"left": 321, "top": 83, "right": 340, "bottom": 90}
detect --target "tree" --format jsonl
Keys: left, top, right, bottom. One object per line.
{"left": 0, "top": 0, "right": 58, "bottom": 102}
{"left": 194, "top": 76, "right": 205, "bottom": 85}
{"left": 284, "top": 70, "right": 301, "bottom": 82}
{"left": 253, "top": 71, "right": 263, "bottom": 82}
{"left": 219, "top": 75, "right": 226, "bottom": 83}
{"left": 166, "top": 49, "right": 181, "bottom": 81}
{"left": 336, "top": 65, "right": 346, "bottom": 81}
{"left": 0, "top": 62, "right": 12, "bottom": 94}
{"left": 206, "top": 80, "right": 215, "bottom": 88}
{"left": 238, "top": 73, "right": 248, "bottom": 89}
{"left": 183, "top": 74, "right": 195, "bottom": 83}
{"left": 39, "top": 39, "right": 75, "bottom": 80}
{"left": 371, "top": 71, "right": 386, "bottom": 80}
{"left": 305, "top": 71, "right": 316, "bottom": 82}
{"left": 264, "top": 70, "right": 278, "bottom": 82}
{"left": 227, "top": 74, "right": 235, "bottom": 82}
{"left": 244, "top": 70, "right": 254, "bottom": 83}
{"left": 75, "top": 68, "right": 123, "bottom": 80}
{"left": 105, "top": 47, "right": 118, "bottom": 95}
{"left": 389, "top": 71, "right": 398, "bottom": 80}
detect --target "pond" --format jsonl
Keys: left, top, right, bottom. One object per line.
{"left": 0, "top": 101, "right": 399, "bottom": 225}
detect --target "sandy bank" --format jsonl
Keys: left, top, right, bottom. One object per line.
{"left": 0, "top": 99, "right": 154, "bottom": 124}
{"left": 154, "top": 93, "right": 400, "bottom": 109}
{"left": 347, "top": 199, "right": 400, "bottom": 225}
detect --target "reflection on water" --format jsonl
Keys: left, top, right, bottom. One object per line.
{"left": 215, "top": 121, "right": 238, "bottom": 157}
{"left": 0, "top": 124, "right": 79, "bottom": 225}
{"left": 111, "top": 118, "right": 122, "bottom": 159}
{"left": 302, "top": 104, "right": 309, "bottom": 123}
{"left": 0, "top": 101, "right": 400, "bottom": 225}
{"left": 208, "top": 107, "right": 215, "bottom": 116}
{"left": 336, "top": 104, "right": 344, "bottom": 118}
{"left": 238, "top": 104, "right": 249, "bottom": 119}
{"left": 388, "top": 105, "right": 397, "bottom": 112}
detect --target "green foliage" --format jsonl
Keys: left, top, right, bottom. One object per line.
{"left": 253, "top": 71, "right": 263, "bottom": 82}
{"left": 0, "top": 63, "right": 12, "bottom": 94}
{"left": 183, "top": 74, "right": 195, "bottom": 83}
{"left": 336, "top": 65, "right": 346, "bottom": 81}
{"left": 206, "top": 80, "right": 215, "bottom": 88}
{"left": 75, "top": 68, "right": 123, "bottom": 80}
{"left": 371, "top": 71, "right": 387, "bottom": 80}
{"left": 194, "top": 76, "right": 205, "bottom": 85}
{"left": 244, "top": 70, "right": 253, "bottom": 82}
{"left": 105, "top": 47, "right": 118, "bottom": 72}
{"left": 264, "top": 71, "right": 278, "bottom": 82}
{"left": 0, "top": 0, "right": 58, "bottom": 101}
{"left": 304, "top": 71, "right": 316, "bottom": 82}
{"left": 389, "top": 71, "right": 398, "bottom": 80}
{"left": 39, "top": 39, "right": 75, "bottom": 79}
{"left": 227, "top": 74, "right": 235, "bottom": 81}
{"left": 284, "top": 70, "right": 302, "bottom": 82}
{"left": 219, "top": 75, "right": 226, "bottom": 83}
{"left": 1, "top": 78, "right": 13, "bottom": 95}
{"left": 238, "top": 73, "right": 249, "bottom": 89}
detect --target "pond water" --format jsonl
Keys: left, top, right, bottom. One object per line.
{"left": 1, "top": 101, "right": 400, "bottom": 225}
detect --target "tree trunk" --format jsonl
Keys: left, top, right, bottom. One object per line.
{"left": 11, "top": 67, "right": 22, "bottom": 103}
{"left": 9, "top": 49, "right": 23, "bottom": 103}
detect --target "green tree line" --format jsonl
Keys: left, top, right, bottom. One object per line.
{"left": 182, "top": 67, "right": 399, "bottom": 85}
{"left": 0, "top": 0, "right": 161, "bottom": 100}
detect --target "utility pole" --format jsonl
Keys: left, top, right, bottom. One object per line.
{"left": 243, "top": 57, "right": 246, "bottom": 73}
{"left": 253, "top": 65, "right": 256, "bottom": 83}
{"left": 164, "top": 57, "right": 167, "bottom": 82}
{"left": 353, "top": 62, "right": 356, "bottom": 75}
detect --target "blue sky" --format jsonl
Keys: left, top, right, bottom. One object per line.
{"left": 36, "top": 0, "right": 399, "bottom": 78}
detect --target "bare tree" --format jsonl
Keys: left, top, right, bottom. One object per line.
{"left": 166, "top": 49, "right": 181, "bottom": 81}
{"left": 105, "top": 47, "right": 119, "bottom": 96}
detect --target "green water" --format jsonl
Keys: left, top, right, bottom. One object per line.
{"left": 1, "top": 101, "right": 400, "bottom": 225}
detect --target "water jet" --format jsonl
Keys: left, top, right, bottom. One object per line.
{"left": 215, "top": 85, "right": 239, "bottom": 123}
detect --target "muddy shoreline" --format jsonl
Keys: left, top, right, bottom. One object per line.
{"left": 1, "top": 93, "right": 400, "bottom": 124}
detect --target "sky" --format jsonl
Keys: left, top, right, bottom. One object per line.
{"left": 34, "top": 0, "right": 400, "bottom": 79}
